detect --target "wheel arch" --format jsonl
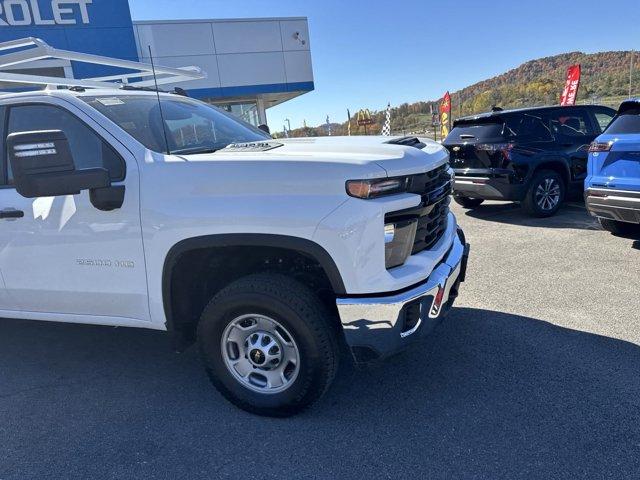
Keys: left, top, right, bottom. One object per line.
{"left": 531, "top": 157, "right": 571, "bottom": 186}
{"left": 161, "top": 234, "right": 346, "bottom": 339}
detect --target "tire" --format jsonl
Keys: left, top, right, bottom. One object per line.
{"left": 599, "top": 218, "right": 640, "bottom": 236}
{"left": 521, "top": 170, "right": 565, "bottom": 217}
{"left": 197, "top": 273, "right": 339, "bottom": 417}
{"left": 453, "top": 196, "right": 485, "bottom": 209}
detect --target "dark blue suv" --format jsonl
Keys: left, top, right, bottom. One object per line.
{"left": 444, "top": 105, "right": 616, "bottom": 217}
{"left": 585, "top": 99, "right": 640, "bottom": 235}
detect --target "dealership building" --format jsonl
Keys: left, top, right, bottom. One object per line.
{"left": 0, "top": 0, "right": 314, "bottom": 126}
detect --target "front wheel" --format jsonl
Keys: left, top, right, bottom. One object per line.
{"left": 198, "top": 273, "right": 339, "bottom": 417}
{"left": 521, "top": 170, "right": 565, "bottom": 217}
{"left": 599, "top": 218, "right": 640, "bottom": 237}
{"left": 453, "top": 196, "right": 485, "bottom": 209}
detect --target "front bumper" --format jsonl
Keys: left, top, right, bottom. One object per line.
{"left": 453, "top": 168, "right": 526, "bottom": 201}
{"left": 585, "top": 188, "right": 640, "bottom": 224}
{"left": 336, "top": 228, "right": 469, "bottom": 363}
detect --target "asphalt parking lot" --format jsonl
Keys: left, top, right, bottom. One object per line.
{"left": 1, "top": 201, "right": 639, "bottom": 480}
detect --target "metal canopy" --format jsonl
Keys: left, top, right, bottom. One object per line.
{"left": 0, "top": 37, "right": 205, "bottom": 90}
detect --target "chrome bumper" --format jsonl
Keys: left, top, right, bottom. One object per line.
{"left": 336, "top": 229, "right": 469, "bottom": 363}
{"left": 585, "top": 188, "right": 640, "bottom": 224}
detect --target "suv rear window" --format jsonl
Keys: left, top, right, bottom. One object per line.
{"left": 605, "top": 107, "right": 640, "bottom": 134}
{"left": 447, "top": 113, "right": 552, "bottom": 143}
{"left": 446, "top": 120, "right": 505, "bottom": 143}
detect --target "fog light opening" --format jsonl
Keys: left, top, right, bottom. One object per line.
{"left": 384, "top": 223, "right": 395, "bottom": 244}
{"left": 384, "top": 219, "right": 418, "bottom": 269}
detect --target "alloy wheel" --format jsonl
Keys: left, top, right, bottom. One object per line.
{"left": 535, "top": 178, "right": 561, "bottom": 211}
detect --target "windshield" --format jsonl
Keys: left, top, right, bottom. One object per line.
{"left": 82, "top": 94, "right": 270, "bottom": 154}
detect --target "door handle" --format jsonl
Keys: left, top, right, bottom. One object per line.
{"left": 0, "top": 209, "right": 24, "bottom": 219}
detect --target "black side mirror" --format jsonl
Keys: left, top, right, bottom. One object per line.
{"left": 7, "top": 130, "right": 110, "bottom": 199}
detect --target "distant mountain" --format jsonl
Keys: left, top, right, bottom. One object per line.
{"left": 279, "top": 50, "right": 635, "bottom": 138}
{"left": 452, "top": 50, "right": 634, "bottom": 115}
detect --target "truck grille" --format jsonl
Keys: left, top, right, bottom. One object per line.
{"left": 385, "top": 163, "right": 452, "bottom": 256}
{"left": 412, "top": 195, "right": 451, "bottom": 253}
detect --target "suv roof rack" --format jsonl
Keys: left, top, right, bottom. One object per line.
{"left": 0, "top": 37, "right": 205, "bottom": 91}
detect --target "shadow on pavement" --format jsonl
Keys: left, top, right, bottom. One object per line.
{"left": 0, "top": 308, "right": 639, "bottom": 479}
{"left": 462, "top": 201, "right": 600, "bottom": 231}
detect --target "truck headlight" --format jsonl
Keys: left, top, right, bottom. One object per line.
{"left": 346, "top": 177, "right": 410, "bottom": 199}
{"left": 385, "top": 219, "right": 417, "bottom": 269}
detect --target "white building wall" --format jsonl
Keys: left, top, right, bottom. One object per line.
{"left": 133, "top": 17, "right": 314, "bottom": 97}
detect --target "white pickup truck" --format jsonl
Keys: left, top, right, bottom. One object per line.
{"left": 0, "top": 86, "right": 469, "bottom": 416}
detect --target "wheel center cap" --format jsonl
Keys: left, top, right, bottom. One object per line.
{"left": 250, "top": 348, "right": 266, "bottom": 365}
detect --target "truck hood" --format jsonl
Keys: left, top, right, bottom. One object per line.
{"left": 176, "top": 135, "right": 449, "bottom": 178}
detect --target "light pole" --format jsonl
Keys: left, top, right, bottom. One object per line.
{"left": 630, "top": 50, "right": 635, "bottom": 99}
{"left": 285, "top": 118, "right": 292, "bottom": 133}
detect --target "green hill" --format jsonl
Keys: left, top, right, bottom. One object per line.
{"left": 280, "top": 50, "right": 635, "bottom": 138}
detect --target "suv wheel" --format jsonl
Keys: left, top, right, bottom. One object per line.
{"left": 599, "top": 218, "right": 640, "bottom": 237}
{"left": 522, "top": 170, "right": 565, "bottom": 217}
{"left": 453, "top": 196, "right": 484, "bottom": 209}
{"left": 198, "top": 273, "right": 339, "bottom": 417}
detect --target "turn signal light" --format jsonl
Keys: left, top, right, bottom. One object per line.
{"left": 588, "top": 141, "right": 613, "bottom": 153}
{"left": 346, "top": 177, "right": 409, "bottom": 199}
{"left": 430, "top": 286, "right": 446, "bottom": 317}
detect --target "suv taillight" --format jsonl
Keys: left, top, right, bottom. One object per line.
{"left": 588, "top": 141, "right": 613, "bottom": 153}
{"left": 475, "top": 143, "right": 514, "bottom": 160}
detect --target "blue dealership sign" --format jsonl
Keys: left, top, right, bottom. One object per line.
{"left": 0, "top": 0, "right": 139, "bottom": 78}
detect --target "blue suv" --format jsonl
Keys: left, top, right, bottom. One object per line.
{"left": 585, "top": 99, "right": 640, "bottom": 235}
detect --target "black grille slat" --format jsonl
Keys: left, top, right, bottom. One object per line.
{"left": 412, "top": 197, "right": 450, "bottom": 253}
{"left": 408, "top": 164, "right": 450, "bottom": 194}
{"left": 385, "top": 164, "right": 452, "bottom": 259}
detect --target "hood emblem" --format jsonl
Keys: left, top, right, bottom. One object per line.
{"left": 452, "top": 146, "right": 461, "bottom": 152}
{"left": 224, "top": 141, "right": 284, "bottom": 152}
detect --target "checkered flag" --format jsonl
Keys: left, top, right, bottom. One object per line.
{"left": 381, "top": 103, "right": 392, "bottom": 136}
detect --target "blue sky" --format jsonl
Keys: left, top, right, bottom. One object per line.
{"left": 130, "top": 0, "right": 640, "bottom": 130}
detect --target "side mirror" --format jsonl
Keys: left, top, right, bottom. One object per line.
{"left": 7, "top": 130, "right": 110, "bottom": 199}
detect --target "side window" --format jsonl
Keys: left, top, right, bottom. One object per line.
{"left": 504, "top": 114, "right": 553, "bottom": 142}
{"left": 6, "top": 104, "right": 125, "bottom": 185}
{"left": 547, "top": 109, "right": 594, "bottom": 138}
{"left": 593, "top": 110, "right": 616, "bottom": 133}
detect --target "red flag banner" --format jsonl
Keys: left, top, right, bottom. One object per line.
{"left": 440, "top": 91, "right": 451, "bottom": 138}
{"left": 560, "top": 65, "right": 581, "bottom": 106}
